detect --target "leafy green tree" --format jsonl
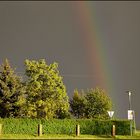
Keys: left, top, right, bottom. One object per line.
{"left": 84, "top": 87, "right": 112, "bottom": 119}
{"left": 70, "top": 89, "right": 86, "bottom": 118}
{"left": 70, "top": 87, "right": 112, "bottom": 119}
{"left": 0, "top": 59, "right": 25, "bottom": 118}
{"left": 24, "top": 59, "right": 69, "bottom": 119}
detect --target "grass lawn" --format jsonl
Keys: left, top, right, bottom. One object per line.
{"left": 0, "top": 131, "right": 140, "bottom": 139}
{"left": 0, "top": 134, "right": 114, "bottom": 139}
{"left": 0, "top": 134, "right": 113, "bottom": 139}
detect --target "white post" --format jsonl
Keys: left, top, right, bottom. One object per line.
{"left": 127, "top": 91, "right": 132, "bottom": 136}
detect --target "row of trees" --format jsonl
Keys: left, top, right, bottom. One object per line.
{"left": 0, "top": 59, "right": 112, "bottom": 119}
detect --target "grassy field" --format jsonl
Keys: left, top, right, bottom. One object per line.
{"left": 0, "top": 134, "right": 113, "bottom": 139}
{"left": 0, "top": 134, "right": 140, "bottom": 139}
{"left": 0, "top": 131, "right": 140, "bottom": 139}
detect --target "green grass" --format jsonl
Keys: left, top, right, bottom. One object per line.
{"left": 0, "top": 134, "right": 114, "bottom": 139}
{"left": 115, "top": 130, "right": 140, "bottom": 139}
{"left": 0, "top": 131, "right": 140, "bottom": 139}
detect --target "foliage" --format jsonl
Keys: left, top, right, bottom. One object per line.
{"left": 84, "top": 87, "right": 112, "bottom": 119}
{"left": 24, "top": 59, "right": 69, "bottom": 119}
{"left": 112, "top": 119, "right": 133, "bottom": 135}
{"left": 70, "top": 89, "right": 86, "bottom": 118}
{"left": 70, "top": 87, "right": 112, "bottom": 119}
{"left": 0, "top": 59, "right": 25, "bottom": 118}
{"left": 0, "top": 118, "right": 131, "bottom": 135}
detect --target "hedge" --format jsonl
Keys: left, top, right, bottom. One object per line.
{"left": 0, "top": 118, "right": 132, "bottom": 135}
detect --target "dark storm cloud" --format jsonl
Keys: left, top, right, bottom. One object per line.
{"left": 92, "top": 2, "right": 140, "bottom": 125}
{"left": 0, "top": 1, "right": 140, "bottom": 128}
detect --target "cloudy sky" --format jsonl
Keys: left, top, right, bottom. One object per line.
{"left": 0, "top": 1, "right": 140, "bottom": 128}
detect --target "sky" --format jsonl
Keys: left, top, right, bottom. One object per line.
{"left": 0, "top": 1, "right": 140, "bottom": 128}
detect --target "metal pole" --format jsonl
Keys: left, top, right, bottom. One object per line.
{"left": 133, "top": 110, "right": 136, "bottom": 134}
{"left": 129, "top": 92, "right": 132, "bottom": 110}
{"left": 128, "top": 91, "right": 132, "bottom": 136}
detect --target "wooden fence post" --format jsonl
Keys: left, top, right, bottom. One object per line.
{"left": 38, "top": 124, "right": 42, "bottom": 136}
{"left": 76, "top": 124, "right": 80, "bottom": 136}
{"left": 0, "top": 124, "right": 2, "bottom": 135}
{"left": 112, "top": 125, "right": 115, "bottom": 137}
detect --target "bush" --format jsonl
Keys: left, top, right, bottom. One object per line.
{"left": 41, "top": 119, "right": 76, "bottom": 135}
{"left": 0, "top": 118, "right": 132, "bottom": 135}
{"left": 0, "top": 118, "right": 40, "bottom": 135}
{"left": 112, "top": 119, "right": 132, "bottom": 135}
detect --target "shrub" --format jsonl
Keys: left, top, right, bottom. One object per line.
{"left": 0, "top": 118, "right": 40, "bottom": 134}
{"left": 112, "top": 119, "right": 132, "bottom": 135}
{"left": 0, "top": 118, "right": 132, "bottom": 135}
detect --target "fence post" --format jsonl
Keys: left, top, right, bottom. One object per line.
{"left": 112, "top": 125, "right": 115, "bottom": 137}
{"left": 76, "top": 124, "right": 80, "bottom": 136}
{"left": 0, "top": 124, "right": 2, "bottom": 135}
{"left": 38, "top": 124, "right": 42, "bottom": 136}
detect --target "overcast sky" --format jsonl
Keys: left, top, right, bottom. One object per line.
{"left": 0, "top": 1, "right": 140, "bottom": 128}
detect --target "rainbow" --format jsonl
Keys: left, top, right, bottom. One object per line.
{"left": 72, "top": 2, "right": 115, "bottom": 97}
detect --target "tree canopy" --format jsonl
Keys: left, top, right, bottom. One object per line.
{"left": 0, "top": 59, "right": 113, "bottom": 120}
{"left": 0, "top": 59, "right": 25, "bottom": 118}
{"left": 24, "top": 59, "right": 70, "bottom": 119}
{"left": 70, "top": 89, "right": 86, "bottom": 118}
{"left": 70, "top": 87, "right": 112, "bottom": 119}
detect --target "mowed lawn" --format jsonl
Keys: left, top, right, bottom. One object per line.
{"left": 0, "top": 131, "right": 140, "bottom": 139}
{"left": 0, "top": 134, "right": 113, "bottom": 139}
